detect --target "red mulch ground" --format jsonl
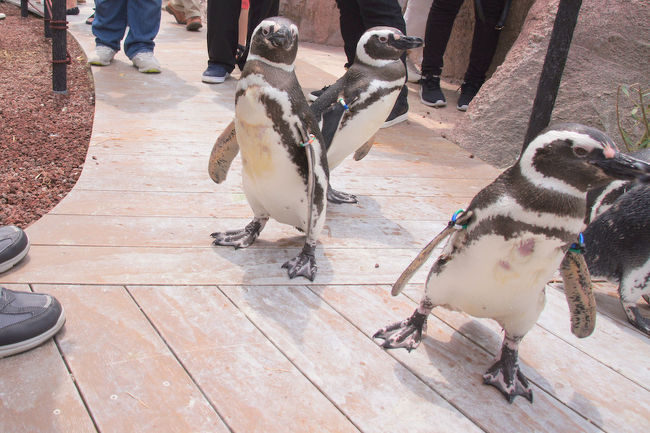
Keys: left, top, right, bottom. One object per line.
{"left": 0, "top": 4, "right": 93, "bottom": 228}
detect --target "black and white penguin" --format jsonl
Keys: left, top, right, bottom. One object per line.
{"left": 209, "top": 17, "right": 329, "bottom": 281}
{"left": 583, "top": 148, "right": 650, "bottom": 335}
{"left": 374, "top": 124, "right": 650, "bottom": 403}
{"left": 310, "top": 27, "right": 423, "bottom": 204}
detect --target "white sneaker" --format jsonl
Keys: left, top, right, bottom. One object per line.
{"left": 88, "top": 45, "right": 116, "bottom": 66}
{"left": 131, "top": 51, "right": 162, "bottom": 74}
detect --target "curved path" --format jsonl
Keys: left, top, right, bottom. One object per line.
{"left": 1, "top": 4, "right": 649, "bottom": 433}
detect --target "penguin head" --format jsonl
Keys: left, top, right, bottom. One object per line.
{"left": 519, "top": 123, "right": 650, "bottom": 196}
{"left": 249, "top": 17, "right": 299, "bottom": 66}
{"left": 355, "top": 27, "right": 423, "bottom": 66}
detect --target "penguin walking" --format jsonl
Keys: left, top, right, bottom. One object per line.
{"left": 209, "top": 17, "right": 329, "bottom": 281}
{"left": 373, "top": 124, "right": 650, "bottom": 403}
{"left": 309, "top": 27, "right": 423, "bottom": 204}
{"left": 583, "top": 148, "right": 650, "bottom": 335}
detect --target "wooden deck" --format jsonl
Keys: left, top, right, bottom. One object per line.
{"left": 1, "top": 4, "right": 649, "bottom": 432}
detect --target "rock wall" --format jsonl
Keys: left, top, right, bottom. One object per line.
{"left": 453, "top": 0, "right": 650, "bottom": 167}
{"left": 279, "top": 0, "right": 343, "bottom": 47}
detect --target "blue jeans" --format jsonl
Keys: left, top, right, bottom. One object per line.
{"left": 92, "top": 0, "right": 162, "bottom": 59}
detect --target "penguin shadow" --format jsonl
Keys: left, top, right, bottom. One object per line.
{"left": 324, "top": 195, "right": 417, "bottom": 248}
{"left": 593, "top": 289, "right": 650, "bottom": 335}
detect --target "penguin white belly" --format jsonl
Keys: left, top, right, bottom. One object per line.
{"left": 426, "top": 234, "right": 565, "bottom": 334}
{"left": 327, "top": 91, "right": 398, "bottom": 169}
{"left": 235, "top": 89, "right": 309, "bottom": 230}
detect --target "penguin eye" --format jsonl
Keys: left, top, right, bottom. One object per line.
{"left": 378, "top": 36, "right": 388, "bottom": 43}
{"left": 262, "top": 27, "right": 270, "bottom": 36}
{"left": 573, "top": 147, "right": 589, "bottom": 157}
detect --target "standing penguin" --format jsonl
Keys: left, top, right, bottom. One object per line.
{"left": 583, "top": 148, "right": 650, "bottom": 335}
{"left": 309, "top": 27, "right": 423, "bottom": 203}
{"left": 374, "top": 124, "right": 650, "bottom": 403}
{"left": 210, "top": 17, "right": 329, "bottom": 281}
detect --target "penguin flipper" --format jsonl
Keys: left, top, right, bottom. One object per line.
{"left": 560, "top": 249, "right": 597, "bottom": 338}
{"left": 353, "top": 134, "right": 376, "bottom": 161}
{"left": 320, "top": 104, "right": 346, "bottom": 152}
{"left": 208, "top": 120, "right": 239, "bottom": 184}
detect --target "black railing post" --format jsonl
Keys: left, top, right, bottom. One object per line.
{"left": 51, "top": 0, "right": 68, "bottom": 93}
{"left": 21, "top": 0, "right": 28, "bottom": 17}
{"left": 44, "top": 0, "right": 52, "bottom": 38}
{"left": 522, "top": 0, "right": 583, "bottom": 149}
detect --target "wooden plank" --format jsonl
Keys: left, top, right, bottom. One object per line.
{"left": 538, "top": 284, "right": 650, "bottom": 389}
{"left": 309, "top": 284, "right": 599, "bottom": 433}
{"left": 0, "top": 285, "right": 96, "bottom": 433}
{"left": 220, "top": 285, "right": 484, "bottom": 433}
{"left": 128, "top": 285, "right": 361, "bottom": 433}
{"left": 26, "top": 214, "right": 449, "bottom": 250}
{"left": 36, "top": 285, "right": 229, "bottom": 433}
{"left": 3, "top": 246, "right": 430, "bottom": 286}
{"left": 399, "top": 285, "right": 650, "bottom": 433}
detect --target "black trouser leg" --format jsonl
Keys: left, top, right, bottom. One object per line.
{"left": 206, "top": 0, "right": 240, "bottom": 71}
{"left": 237, "top": 0, "right": 280, "bottom": 67}
{"left": 464, "top": 0, "right": 506, "bottom": 84}
{"left": 421, "top": 0, "right": 464, "bottom": 76}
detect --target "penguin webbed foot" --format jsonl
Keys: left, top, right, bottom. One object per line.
{"left": 373, "top": 309, "right": 427, "bottom": 352}
{"left": 482, "top": 340, "right": 533, "bottom": 404}
{"left": 622, "top": 303, "right": 650, "bottom": 336}
{"left": 211, "top": 219, "right": 264, "bottom": 249}
{"left": 282, "top": 244, "right": 317, "bottom": 281}
{"left": 327, "top": 186, "right": 358, "bottom": 204}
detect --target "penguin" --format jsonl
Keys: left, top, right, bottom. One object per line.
{"left": 209, "top": 17, "right": 329, "bottom": 281}
{"left": 309, "top": 27, "right": 423, "bottom": 204}
{"left": 583, "top": 148, "right": 650, "bottom": 335}
{"left": 373, "top": 124, "right": 650, "bottom": 403}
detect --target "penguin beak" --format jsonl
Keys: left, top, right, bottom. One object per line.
{"left": 592, "top": 152, "right": 650, "bottom": 182}
{"left": 388, "top": 35, "right": 424, "bottom": 50}
{"left": 268, "top": 28, "right": 292, "bottom": 49}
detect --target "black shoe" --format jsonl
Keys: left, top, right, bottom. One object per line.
{"left": 0, "top": 287, "right": 66, "bottom": 358}
{"left": 0, "top": 225, "right": 29, "bottom": 274}
{"left": 308, "top": 85, "right": 330, "bottom": 102}
{"left": 420, "top": 75, "right": 446, "bottom": 107}
{"left": 66, "top": 7, "right": 79, "bottom": 15}
{"left": 457, "top": 81, "right": 481, "bottom": 111}
{"left": 382, "top": 86, "right": 409, "bottom": 128}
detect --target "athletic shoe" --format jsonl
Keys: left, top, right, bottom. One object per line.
{"left": 382, "top": 86, "right": 409, "bottom": 128}
{"left": 132, "top": 51, "right": 162, "bottom": 74}
{"left": 0, "top": 225, "right": 29, "bottom": 274}
{"left": 165, "top": 3, "right": 187, "bottom": 25}
{"left": 420, "top": 74, "right": 446, "bottom": 107}
{"left": 457, "top": 81, "right": 481, "bottom": 111}
{"left": 88, "top": 45, "right": 116, "bottom": 66}
{"left": 66, "top": 7, "right": 79, "bottom": 15}
{"left": 0, "top": 287, "right": 66, "bottom": 358}
{"left": 202, "top": 63, "right": 230, "bottom": 84}
{"left": 308, "top": 85, "right": 330, "bottom": 102}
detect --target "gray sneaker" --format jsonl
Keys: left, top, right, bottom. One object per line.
{"left": 0, "top": 287, "right": 66, "bottom": 358}
{"left": 88, "top": 45, "right": 116, "bottom": 66}
{"left": 0, "top": 225, "right": 29, "bottom": 274}
{"left": 131, "top": 51, "right": 162, "bottom": 74}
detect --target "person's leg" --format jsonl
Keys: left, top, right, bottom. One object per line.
{"left": 237, "top": 0, "right": 279, "bottom": 68}
{"left": 420, "top": 0, "right": 463, "bottom": 76}
{"left": 335, "top": 0, "right": 364, "bottom": 68}
{"left": 206, "top": 0, "right": 241, "bottom": 73}
{"left": 463, "top": 0, "right": 506, "bottom": 84}
{"left": 92, "top": 0, "right": 128, "bottom": 53}
{"left": 123, "top": 0, "right": 162, "bottom": 59}
{"left": 182, "top": 0, "right": 202, "bottom": 19}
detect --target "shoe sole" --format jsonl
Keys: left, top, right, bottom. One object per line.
{"left": 0, "top": 240, "right": 30, "bottom": 274}
{"left": 186, "top": 22, "right": 202, "bottom": 31}
{"left": 419, "top": 89, "right": 446, "bottom": 108}
{"left": 0, "top": 307, "right": 66, "bottom": 358}
{"left": 202, "top": 74, "right": 229, "bottom": 84}
{"left": 457, "top": 104, "right": 469, "bottom": 111}
{"left": 137, "top": 67, "right": 162, "bottom": 74}
{"left": 89, "top": 59, "right": 112, "bottom": 66}
{"left": 307, "top": 93, "right": 319, "bottom": 102}
{"left": 381, "top": 112, "right": 408, "bottom": 129}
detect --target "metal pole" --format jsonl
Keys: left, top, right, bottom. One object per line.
{"left": 522, "top": 0, "right": 583, "bottom": 149}
{"left": 21, "top": 0, "right": 28, "bottom": 17}
{"left": 51, "top": 0, "right": 68, "bottom": 93}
